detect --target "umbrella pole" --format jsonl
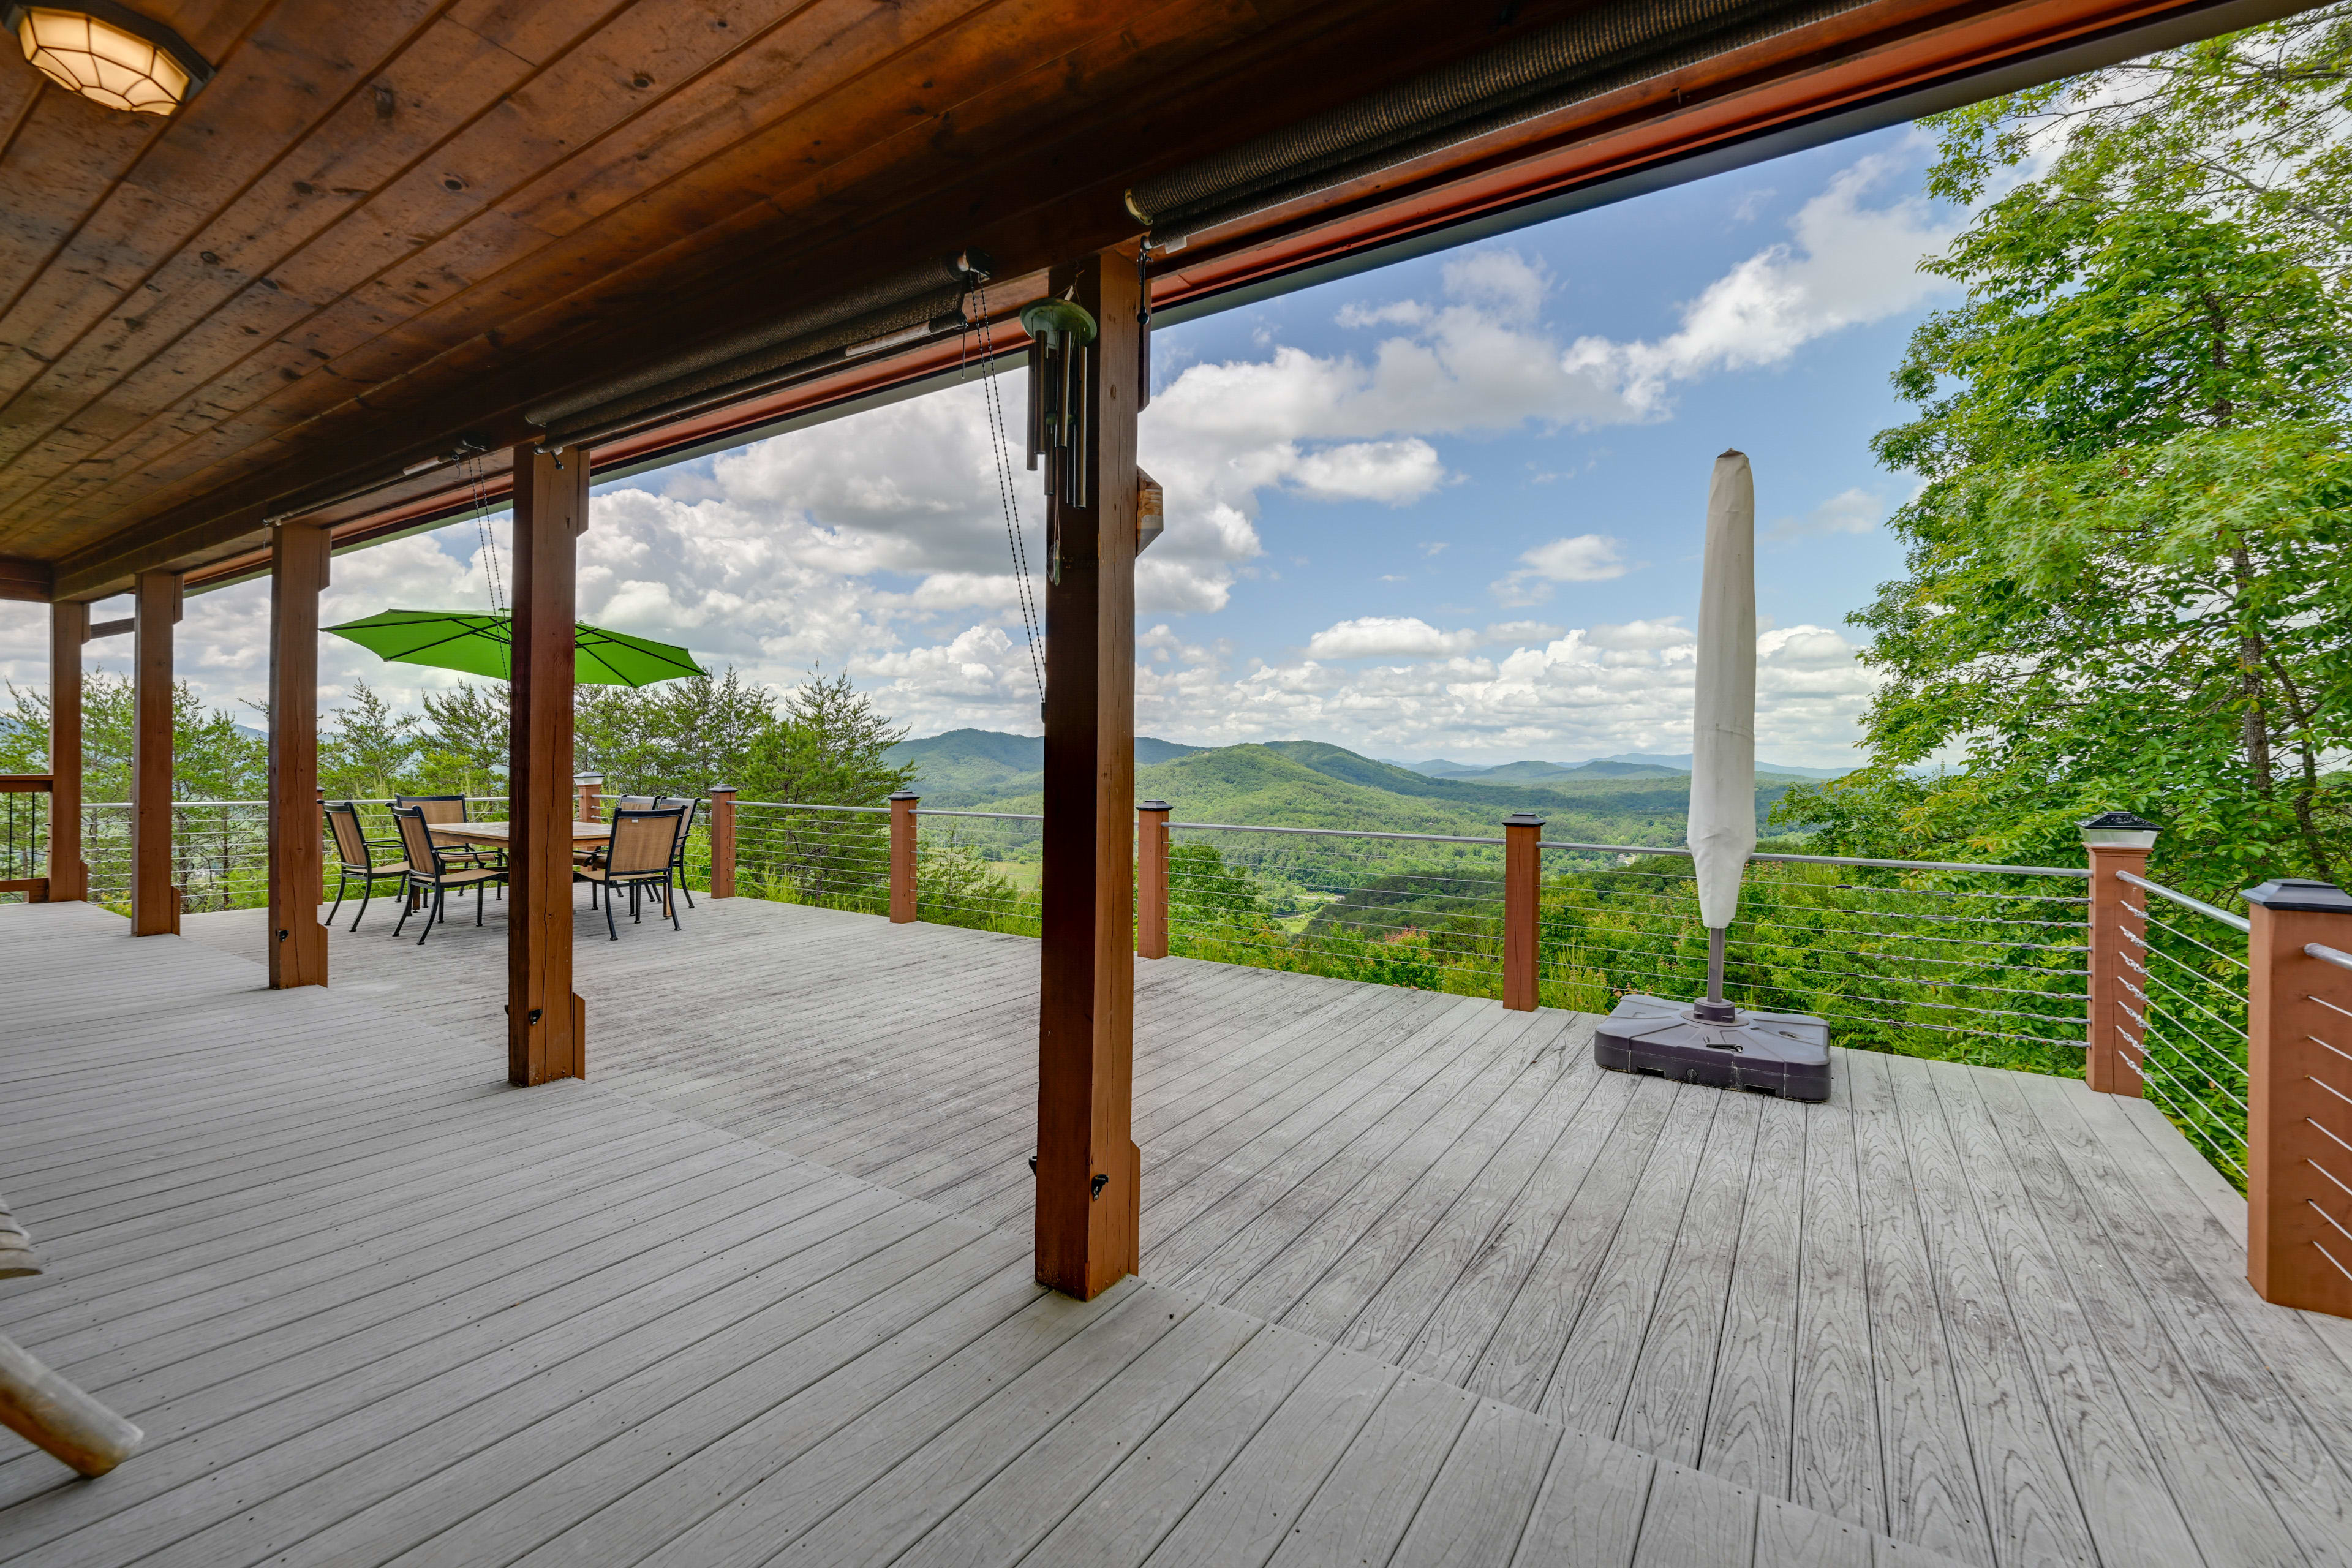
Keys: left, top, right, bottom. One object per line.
{"left": 1695, "top": 926, "right": 1736, "bottom": 1023}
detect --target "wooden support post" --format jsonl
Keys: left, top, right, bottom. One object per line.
{"left": 1035, "top": 244, "right": 1143, "bottom": 1300}
{"left": 0, "top": 1330, "right": 141, "bottom": 1476}
{"left": 2246, "top": 878, "right": 2352, "bottom": 1317}
{"left": 130, "top": 570, "right": 180, "bottom": 936}
{"left": 266, "top": 523, "right": 331, "bottom": 988}
{"left": 46, "top": 601, "right": 85, "bottom": 902}
{"left": 1136, "top": 800, "right": 1170, "bottom": 959}
{"left": 708, "top": 786, "right": 736, "bottom": 897}
{"left": 508, "top": 443, "right": 589, "bottom": 1085}
{"left": 888, "top": 790, "right": 918, "bottom": 923}
{"left": 2082, "top": 812, "right": 2158, "bottom": 1096}
{"left": 1504, "top": 812, "right": 1544, "bottom": 1011}
{"left": 576, "top": 775, "right": 601, "bottom": 822}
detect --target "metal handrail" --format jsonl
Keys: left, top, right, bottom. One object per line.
{"left": 2116, "top": 870, "right": 2252, "bottom": 933}
{"left": 1175, "top": 821, "right": 1506, "bottom": 846}
{"left": 2311, "top": 944, "right": 2352, "bottom": 975}
{"left": 920, "top": 809, "right": 1045, "bottom": 823}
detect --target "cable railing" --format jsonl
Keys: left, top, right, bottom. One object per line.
{"left": 2113, "top": 869, "right": 2251, "bottom": 1186}
{"left": 1148, "top": 821, "right": 2090, "bottom": 1049}
{"left": 733, "top": 800, "right": 892, "bottom": 916}
{"left": 913, "top": 809, "right": 1042, "bottom": 936}
{"left": 72, "top": 796, "right": 510, "bottom": 913}
{"left": 1, "top": 780, "right": 48, "bottom": 897}
{"left": 1535, "top": 841, "right": 2088, "bottom": 1068}
{"left": 1166, "top": 821, "right": 1509, "bottom": 998}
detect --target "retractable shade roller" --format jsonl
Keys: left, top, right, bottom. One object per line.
{"left": 1124, "top": 0, "right": 1880, "bottom": 241}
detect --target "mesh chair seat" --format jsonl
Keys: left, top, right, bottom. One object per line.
{"left": 579, "top": 806, "right": 685, "bottom": 939}
{"left": 325, "top": 802, "right": 412, "bottom": 933}
{"left": 390, "top": 805, "right": 508, "bottom": 944}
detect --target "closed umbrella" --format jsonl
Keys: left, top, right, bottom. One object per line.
{"left": 1688, "top": 449, "right": 1756, "bottom": 1023}
{"left": 1589, "top": 448, "right": 1831, "bottom": 1101}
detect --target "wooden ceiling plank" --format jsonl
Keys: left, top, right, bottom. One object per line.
{"left": 0, "top": 1, "right": 442, "bottom": 417}
{"left": 13, "top": 0, "right": 1392, "bottom": 540}
{"left": 1, "top": 0, "right": 1027, "bottom": 514}
{"left": 0, "top": 11, "right": 551, "bottom": 438}
{"left": 0, "top": 0, "right": 861, "bottom": 510}
{"left": 0, "top": 99, "right": 166, "bottom": 326}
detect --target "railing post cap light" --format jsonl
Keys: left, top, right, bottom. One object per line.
{"left": 1139, "top": 799, "right": 1170, "bottom": 812}
{"left": 709, "top": 783, "right": 736, "bottom": 794}
{"left": 1503, "top": 812, "right": 1547, "bottom": 827}
{"left": 573, "top": 774, "right": 601, "bottom": 785}
{"left": 2241, "top": 878, "right": 2352, "bottom": 914}
{"left": 888, "top": 789, "right": 919, "bottom": 802}
{"left": 2079, "top": 810, "right": 2159, "bottom": 850}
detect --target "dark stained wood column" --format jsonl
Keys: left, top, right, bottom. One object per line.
{"left": 47, "top": 602, "right": 86, "bottom": 902}
{"left": 508, "top": 443, "right": 588, "bottom": 1085}
{"left": 266, "top": 522, "right": 331, "bottom": 988}
{"left": 1035, "top": 244, "right": 1143, "bottom": 1300}
{"left": 130, "top": 570, "right": 179, "bottom": 936}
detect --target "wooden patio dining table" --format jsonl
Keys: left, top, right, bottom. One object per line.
{"left": 426, "top": 820, "right": 608, "bottom": 852}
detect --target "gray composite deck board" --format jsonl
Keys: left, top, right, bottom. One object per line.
{"left": 0, "top": 897, "right": 2329, "bottom": 1566}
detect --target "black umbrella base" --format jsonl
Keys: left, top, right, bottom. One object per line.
{"left": 1593, "top": 993, "right": 1832, "bottom": 1102}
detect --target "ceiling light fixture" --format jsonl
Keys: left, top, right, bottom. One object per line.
{"left": 6, "top": 2, "right": 212, "bottom": 115}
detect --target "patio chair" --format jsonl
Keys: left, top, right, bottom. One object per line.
{"left": 575, "top": 805, "right": 685, "bottom": 940}
{"left": 395, "top": 793, "right": 501, "bottom": 877}
{"left": 578, "top": 795, "right": 660, "bottom": 876}
{"left": 325, "top": 802, "right": 410, "bottom": 932}
{"left": 655, "top": 796, "right": 703, "bottom": 910}
{"left": 388, "top": 805, "right": 506, "bottom": 944}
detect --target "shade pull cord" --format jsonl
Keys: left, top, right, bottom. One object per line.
{"left": 967, "top": 284, "right": 1046, "bottom": 707}
{"left": 466, "top": 454, "right": 505, "bottom": 613}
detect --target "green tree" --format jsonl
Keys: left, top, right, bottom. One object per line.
{"left": 415, "top": 681, "right": 508, "bottom": 797}
{"left": 737, "top": 670, "right": 916, "bottom": 807}
{"left": 0, "top": 673, "right": 265, "bottom": 801}
{"left": 576, "top": 669, "right": 776, "bottom": 797}
{"left": 320, "top": 679, "right": 421, "bottom": 801}
{"left": 1784, "top": 18, "right": 2352, "bottom": 897}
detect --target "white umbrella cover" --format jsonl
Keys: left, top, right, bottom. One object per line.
{"left": 1689, "top": 449, "right": 1755, "bottom": 936}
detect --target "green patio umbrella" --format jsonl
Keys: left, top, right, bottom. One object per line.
{"left": 323, "top": 609, "right": 707, "bottom": 688}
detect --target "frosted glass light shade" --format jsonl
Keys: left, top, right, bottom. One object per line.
{"left": 15, "top": 6, "right": 194, "bottom": 113}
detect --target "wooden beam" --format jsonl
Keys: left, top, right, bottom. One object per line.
{"left": 47, "top": 602, "right": 85, "bottom": 903}
{"left": 130, "top": 570, "right": 179, "bottom": 936}
{"left": 1034, "top": 244, "right": 1142, "bottom": 1301}
{"left": 267, "top": 522, "right": 330, "bottom": 989}
{"left": 0, "top": 557, "right": 48, "bottom": 603}
{"left": 508, "top": 443, "right": 587, "bottom": 1086}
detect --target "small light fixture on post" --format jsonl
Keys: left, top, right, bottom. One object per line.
{"left": 6, "top": 2, "right": 213, "bottom": 115}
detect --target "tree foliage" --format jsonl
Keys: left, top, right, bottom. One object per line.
{"left": 1779, "top": 10, "right": 2352, "bottom": 897}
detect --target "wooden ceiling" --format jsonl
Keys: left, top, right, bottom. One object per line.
{"left": 0, "top": 0, "right": 2310, "bottom": 601}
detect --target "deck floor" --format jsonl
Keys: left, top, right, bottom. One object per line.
{"left": 5, "top": 894, "right": 2349, "bottom": 1565}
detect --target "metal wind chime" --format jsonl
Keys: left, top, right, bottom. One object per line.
{"left": 1019, "top": 295, "right": 1101, "bottom": 584}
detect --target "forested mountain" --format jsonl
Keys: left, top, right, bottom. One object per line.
{"left": 889, "top": 729, "right": 1807, "bottom": 842}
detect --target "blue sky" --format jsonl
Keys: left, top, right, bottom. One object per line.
{"left": 1, "top": 124, "right": 1967, "bottom": 769}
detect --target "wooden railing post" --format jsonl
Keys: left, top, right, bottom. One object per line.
{"left": 48, "top": 601, "right": 85, "bottom": 902}
{"left": 575, "top": 775, "right": 601, "bottom": 823}
{"left": 888, "top": 790, "right": 918, "bottom": 923}
{"left": 1137, "top": 801, "right": 1169, "bottom": 959}
{"left": 2245, "top": 878, "right": 2352, "bottom": 1317}
{"left": 130, "top": 569, "right": 181, "bottom": 937}
{"left": 708, "top": 786, "right": 736, "bottom": 897}
{"left": 2082, "top": 812, "right": 2158, "bottom": 1096}
{"left": 1503, "top": 812, "right": 1544, "bottom": 1011}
